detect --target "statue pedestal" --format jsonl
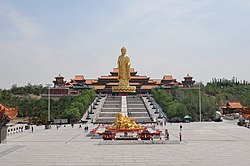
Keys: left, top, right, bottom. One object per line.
{"left": 112, "top": 86, "right": 136, "bottom": 93}
{"left": 0, "top": 126, "right": 7, "bottom": 144}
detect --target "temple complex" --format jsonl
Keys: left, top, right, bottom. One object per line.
{"left": 49, "top": 47, "right": 195, "bottom": 96}
{"left": 49, "top": 68, "right": 195, "bottom": 95}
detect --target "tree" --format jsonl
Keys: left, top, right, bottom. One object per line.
{"left": 151, "top": 88, "right": 172, "bottom": 113}
{"left": 61, "top": 108, "right": 81, "bottom": 123}
{"left": 152, "top": 87, "right": 215, "bottom": 121}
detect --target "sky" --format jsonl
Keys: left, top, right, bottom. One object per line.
{"left": 1, "top": 0, "right": 250, "bottom": 89}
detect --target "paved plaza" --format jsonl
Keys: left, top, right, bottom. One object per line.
{"left": 0, "top": 120, "right": 250, "bottom": 166}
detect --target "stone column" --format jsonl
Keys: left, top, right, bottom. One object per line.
{"left": 0, "top": 126, "right": 7, "bottom": 144}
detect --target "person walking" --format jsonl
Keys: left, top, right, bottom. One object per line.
{"left": 180, "top": 124, "right": 182, "bottom": 131}
{"left": 179, "top": 132, "right": 182, "bottom": 142}
{"left": 165, "top": 129, "right": 169, "bottom": 140}
{"left": 31, "top": 126, "right": 34, "bottom": 133}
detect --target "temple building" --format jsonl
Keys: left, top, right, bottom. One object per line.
{"left": 48, "top": 68, "right": 196, "bottom": 95}
{"left": 220, "top": 102, "right": 247, "bottom": 114}
{"left": 182, "top": 74, "right": 195, "bottom": 88}
{"left": 53, "top": 74, "right": 66, "bottom": 87}
{"left": 161, "top": 75, "right": 182, "bottom": 88}
{"left": 242, "top": 110, "right": 250, "bottom": 120}
{"left": 85, "top": 68, "right": 161, "bottom": 94}
{"left": 68, "top": 75, "right": 85, "bottom": 86}
{"left": 46, "top": 74, "right": 89, "bottom": 97}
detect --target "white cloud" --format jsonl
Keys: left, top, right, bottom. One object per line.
{"left": 0, "top": 5, "right": 42, "bottom": 40}
{"left": 0, "top": 0, "right": 250, "bottom": 88}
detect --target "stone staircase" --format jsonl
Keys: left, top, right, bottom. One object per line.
{"left": 94, "top": 95, "right": 153, "bottom": 124}
{"left": 95, "top": 96, "right": 121, "bottom": 124}
{"left": 127, "top": 96, "right": 152, "bottom": 123}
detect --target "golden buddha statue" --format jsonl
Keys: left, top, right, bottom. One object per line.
{"left": 113, "top": 112, "right": 124, "bottom": 129}
{"left": 112, "top": 47, "right": 136, "bottom": 92}
{"left": 113, "top": 112, "right": 140, "bottom": 130}
{"left": 118, "top": 47, "right": 130, "bottom": 87}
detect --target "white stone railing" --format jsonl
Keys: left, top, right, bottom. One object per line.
{"left": 7, "top": 124, "right": 26, "bottom": 136}
{"left": 92, "top": 95, "right": 107, "bottom": 123}
{"left": 141, "top": 97, "right": 156, "bottom": 122}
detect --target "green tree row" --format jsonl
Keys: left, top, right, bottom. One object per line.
{"left": 205, "top": 78, "right": 250, "bottom": 108}
{"left": 0, "top": 86, "right": 95, "bottom": 124}
{"left": 151, "top": 78, "right": 250, "bottom": 122}
{"left": 152, "top": 87, "right": 221, "bottom": 122}
{"left": 10, "top": 83, "right": 47, "bottom": 95}
{"left": 151, "top": 88, "right": 188, "bottom": 121}
{"left": 61, "top": 89, "right": 96, "bottom": 123}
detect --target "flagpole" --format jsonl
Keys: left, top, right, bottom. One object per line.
{"left": 199, "top": 82, "right": 202, "bottom": 122}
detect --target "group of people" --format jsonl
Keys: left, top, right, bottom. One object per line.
{"left": 164, "top": 124, "right": 183, "bottom": 141}
{"left": 84, "top": 126, "right": 89, "bottom": 131}
{"left": 78, "top": 124, "right": 89, "bottom": 131}
{"left": 72, "top": 123, "right": 89, "bottom": 131}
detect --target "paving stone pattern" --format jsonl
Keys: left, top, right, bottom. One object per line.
{"left": 0, "top": 120, "right": 250, "bottom": 166}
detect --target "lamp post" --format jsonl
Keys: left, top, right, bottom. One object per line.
{"left": 46, "top": 84, "right": 53, "bottom": 124}
{"left": 198, "top": 82, "right": 202, "bottom": 122}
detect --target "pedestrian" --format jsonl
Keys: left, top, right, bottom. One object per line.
{"left": 165, "top": 129, "right": 169, "bottom": 140}
{"left": 180, "top": 124, "right": 182, "bottom": 131}
{"left": 71, "top": 123, "right": 74, "bottom": 128}
{"left": 179, "top": 132, "right": 182, "bottom": 142}
{"left": 57, "top": 124, "right": 59, "bottom": 129}
{"left": 31, "top": 126, "right": 34, "bottom": 133}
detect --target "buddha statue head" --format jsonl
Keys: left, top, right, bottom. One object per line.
{"left": 121, "top": 47, "right": 127, "bottom": 56}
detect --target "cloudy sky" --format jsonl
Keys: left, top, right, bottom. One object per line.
{"left": 1, "top": 0, "right": 250, "bottom": 89}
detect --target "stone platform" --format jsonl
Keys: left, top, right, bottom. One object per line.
{"left": 0, "top": 120, "right": 250, "bottom": 165}
{"left": 112, "top": 86, "right": 136, "bottom": 92}
{"left": 99, "top": 140, "right": 180, "bottom": 145}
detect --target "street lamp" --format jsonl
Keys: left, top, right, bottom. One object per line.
{"left": 198, "top": 82, "right": 202, "bottom": 122}
{"left": 46, "top": 84, "right": 53, "bottom": 124}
